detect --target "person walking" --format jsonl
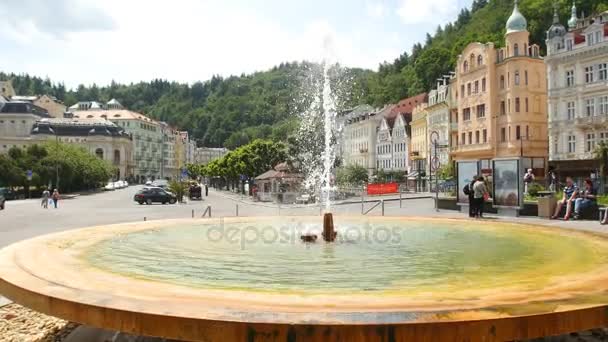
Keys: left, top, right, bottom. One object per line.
{"left": 547, "top": 168, "right": 557, "bottom": 192}
{"left": 473, "top": 176, "right": 488, "bottom": 218}
{"left": 551, "top": 177, "right": 578, "bottom": 220}
{"left": 464, "top": 177, "right": 477, "bottom": 218}
{"left": 573, "top": 179, "right": 596, "bottom": 220}
{"left": 205, "top": 184, "right": 209, "bottom": 197}
{"left": 41, "top": 188, "right": 50, "bottom": 209}
{"left": 51, "top": 189, "right": 60, "bottom": 209}
{"left": 524, "top": 169, "right": 535, "bottom": 194}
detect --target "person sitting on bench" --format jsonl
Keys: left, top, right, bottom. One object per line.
{"left": 573, "top": 179, "right": 596, "bottom": 220}
{"left": 552, "top": 177, "right": 578, "bottom": 220}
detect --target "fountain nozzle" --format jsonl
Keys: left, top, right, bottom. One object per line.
{"left": 323, "top": 213, "right": 337, "bottom": 242}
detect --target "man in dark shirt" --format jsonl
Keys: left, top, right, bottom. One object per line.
{"left": 574, "top": 179, "right": 596, "bottom": 220}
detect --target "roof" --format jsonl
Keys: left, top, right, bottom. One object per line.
{"left": 506, "top": 0, "right": 527, "bottom": 34}
{"left": 388, "top": 93, "right": 428, "bottom": 121}
{"left": 73, "top": 109, "right": 158, "bottom": 123}
{"left": 31, "top": 118, "right": 131, "bottom": 138}
{"left": 11, "top": 95, "right": 38, "bottom": 101}
{"left": 0, "top": 101, "right": 50, "bottom": 117}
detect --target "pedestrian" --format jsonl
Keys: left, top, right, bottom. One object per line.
{"left": 51, "top": 189, "right": 60, "bottom": 209}
{"left": 524, "top": 169, "right": 535, "bottom": 194}
{"left": 41, "top": 188, "right": 50, "bottom": 209}
{"left": 473, "top": 176, "right": 489, "bottom": 218}
{"left": 547, "top": 168, "right": 557, "bottom": 192}
{"left": 551, "top": 176, "right": 578, "bottom": 220}
{"left": 573, "top": 179, "right": 596, "bottom": 220}
{"left": 463, "top": 176, "right": 477, "bottom": 218}
{"left": 205, "top": 184, "right": 209, "bottom": 197}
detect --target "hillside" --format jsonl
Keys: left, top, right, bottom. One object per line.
{"left": 2, "top": 0, "right": 606, "bottom": 148}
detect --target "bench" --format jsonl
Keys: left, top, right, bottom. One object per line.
{"left": 557, "top": 202, "right": 600, "bottom": 220}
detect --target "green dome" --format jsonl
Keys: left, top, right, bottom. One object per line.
{"left": 506, "top": 0, "right": 528, "bottom": 34}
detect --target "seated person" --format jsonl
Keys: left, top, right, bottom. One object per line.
{"left": 573, "top": 179, "right": 596, "bottom": 220}
{"left": 551, "top": 176, "right": 578, "bottom": 220}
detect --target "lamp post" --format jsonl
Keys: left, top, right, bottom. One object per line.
{"left": 47, "top": 125, "right": 60, "bottom": 190}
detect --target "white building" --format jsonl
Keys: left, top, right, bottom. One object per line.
{"left": 338, "top": 105, "right": 379, "bottom": 174}
{"left": 426, "top": 79, "right": 453, "bottom": 170}
{"left": 194, "top": 147, "right": 229, "bottom": 165}
{"left": 545, "top": 6, "right": 608, "bottom": 177}
{"left": 376, "top": 105, "right": 411, "bottom": 172}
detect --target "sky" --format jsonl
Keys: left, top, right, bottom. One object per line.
{"left": 0, "top": 0, "right": 473, "bottom": 88}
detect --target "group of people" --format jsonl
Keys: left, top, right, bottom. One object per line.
{"left": 552, "top": 177, "right": 596, "bottom": 221}
{"left": 464, "top": 175, "right": 489, "bottom": 218}
{"left": 40, "top": 188, "right": 60, "bottom": 209}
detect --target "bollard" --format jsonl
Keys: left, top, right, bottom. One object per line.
{"left": 381, "top": 200, "right": 385, "bottom": 216}
{"left": 399, "top": 191, "right": 402, "bottom": 208}
{"left": 144, "top": 217, "right": 147, "bottom": 222}
{"left": 236, "top": 204, "right": 239, "bottom": 217}
{"left": 192, "top": 209, "right": 194, "bottom": 218}
{"left": 361, "top": 192, "right": 364, "bottom": 214}
{"left": 208, "top": 205, "right": 212, "bottom": 218}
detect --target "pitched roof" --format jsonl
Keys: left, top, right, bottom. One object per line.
{"left": 387, "top": 93, "right": 428, "bottom": 122}
{"left": 73, "top": 109, "right": 158, "bottom": 124}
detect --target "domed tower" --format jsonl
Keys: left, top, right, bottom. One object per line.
{"left": 546, "top": 2, "right": 566, "bottom": 54}
{"left": 505, "top": 0, "right": 530, "bottom": 58}
{"left": 568, "top": 1, "right": 578, "bottom": 30}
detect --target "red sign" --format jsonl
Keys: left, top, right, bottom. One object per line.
{"left": 367, "top": 182, "right": 399, "bottom": 195}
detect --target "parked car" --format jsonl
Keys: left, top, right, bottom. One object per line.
{"left": 0, "top": 192, "right": 5, "bottom": 210}
{"left": 0, "top": 188, "right": 17, "bottom": 201}
{"left": 145, "top": 180, "right": 153, "bottom": 186}
{"left": 103, "top": 182, "right": 116, "bottom": 191}
{"left": 134, "top": 187, "right": 177, "bottom": 205}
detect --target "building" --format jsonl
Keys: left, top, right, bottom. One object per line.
{"left": 194, "top": 147, "right": 229, "bottom": 165}
{"left": 410, "top": 102, "right": 429, "bottom": 178}
{"left": 12, "top": 95, "right": 66, "bottom": 118}
{"left": 338, "top": 104, "right": 379, "bottom": 174}
{"left": 0, "top": 81, "right": 16, "bottom": 99}
{"left": 0, "top": 102, "right": 50, "bottom": 152}
{"left": 180, "top": 131, "right": 196, "bottom": 164}
{"left": 73, "top": 104, "right": 163, "bottom": 182}
{"left": 545, "top": 5, "right": 608, "bottom": 177}
{"left": 427, "top": 79, "right": 453, "bottom": 172}
{"left": 451, "top": 0, "right": 548, "bottom": 177}
{"left": 30, "top": 118, "right": 133, "bottom": 179}
{"left": 376, "top": 105, "right": 398, "bottom": 171}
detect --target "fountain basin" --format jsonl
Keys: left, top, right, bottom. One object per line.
{"left": 1, "top": 217, "right": 608, "bottom": 341}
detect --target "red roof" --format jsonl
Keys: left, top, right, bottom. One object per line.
{"left": 387, "top": 93, "right": 428, "bottom": 122}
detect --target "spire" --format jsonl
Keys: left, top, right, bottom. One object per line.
{"left": 547, "top": 1, "right": 566, "bottom": 40}
{"left": 552, "top": 2, "right": 559, "bottom": 24}
{"left": 506, "top": 0, "right": 528, "bottom": 34}
{"left": 568, "top": 1, "right": 578, "bottom": 29}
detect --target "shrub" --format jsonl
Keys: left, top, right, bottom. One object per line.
{"left": 527, "top": 183, "right": 544, "bottom": 197}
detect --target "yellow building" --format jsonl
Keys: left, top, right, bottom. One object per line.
{"left": 410, "top": 102, "right": 429, "bottom": 177}
{"left": 451, "top": 0, "right": 548, "bottom": 174}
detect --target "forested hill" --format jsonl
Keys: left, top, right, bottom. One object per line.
{"left": 2, "top": 0, "right": 606, "bottom": 148}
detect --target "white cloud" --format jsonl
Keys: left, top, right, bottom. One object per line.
{"left": 366, "top": 1, "right": 387, "bottom": 18}
{"left": 396, "top": 0, "right": 459, "bottom": 25}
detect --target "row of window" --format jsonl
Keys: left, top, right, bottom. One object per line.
{"left": 376, "top": 158, "right": 408, "bottom": 169}
{"left": 564, "top": 96, "right": 608, "bottom": 119}
{"left": 565, "top": 63, "right": 608, "bottom": 86}
{"left": 462, "top": 104, "right": 486, "bottom": 121}
{"left": 348, "top": 126, "right": 370, "bottom": 139}
{"left": 460, "top": 129, "right": 488, "bottom": 145}
{"left": 558, "top": 132, "right": 608, "bottom": 154}
{"left": 499, "top": 70, "right": 529, "bottom": 89}
{"left": 499, "top": 125, "right": 529, "bottom": 143}
{"left": 377, "top": 143, "right": 407, "bottom": 155}
{"left": 499, "top": 97, "right": 532, "bottom": 115}
{"left": 461, "top": 78, "right": 487, "bottom": 97}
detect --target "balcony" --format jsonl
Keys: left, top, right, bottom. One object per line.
{"left": 452, "top": 143, "right": 492, "bottom": 153}
{"left": 576, "top": 114, "right": 608, "bottom": 128}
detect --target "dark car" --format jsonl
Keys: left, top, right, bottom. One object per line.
{"left": 134, "top": 187, "right": 177, "bottom": 205}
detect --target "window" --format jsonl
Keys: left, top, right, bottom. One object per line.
{"left": 463, "top": 61, "right": 469, "bottom": 72}
{"left": 525, "top": 70, "right": 528, "bottom": 85}
{"left": 566, "top": 70, "right": 575, "bottom": 87}
{"left": 501, "top": 127, "right": 506, "bottom": 142}
{"left": 461, "top": 133, "right": 466, "bottom": 145}
{"left": 567, "top": 101, "right": 576, "bottom": 120}
{"left": 566, "top": 39, "right": 573, "bottom": 51}
{"left": 475, "top": 131, "right": 480, "bottom": 144}
{"left": 515, "top": 71, "right": 520, "bottom": 85}
{"left": 515, "top": 97, "right": 521, "bottom": 112}
{"left": 587, "top": 33, "right": 595, "bottom": 46}
{"left": 476, "top": 104, "right": 486, "bottom": 118}
{"left": 586, "top": 133, "right": 596, "bottom": 152}
{"left": 483, "top": 129, "right": 487, "bottom": 143}
{"left": 461, "top": 84, "right": 465, "bottom": 96}
{"left": 467, "top": 83, "right": 471, "bottom": 95}
{"left": 586, "top": 98, "right": 596, "bottom": 116}
{"left": 568, "top": 135, "right": 576, "bottom": 153}
{"left": 599, "top": 96, "right": 608, "bottom": 115}
{"left": 500, "top": 75, "right": 505, "bottom": 89}
{"left": 474, "top": 81, "right": 479, "bottom": 94}
{"left": 463, "top": 108, "right": 471, "bottom": 121}
{"left": 585, "top": 66, "right": 594, "bottom": 83}
{"left": 482, "top": 78, "right": 486, "bottom": 92}
{"left": 477, "top": 55, "right": 483, "bottom": 66}
{"left": 500, "top": 101, "right": 506, "bottom": 115}
{"left": 508, "top": 98, "right": 511, "bottom": 113}
{"left": 514, "top": 43, "right": 519, "bottom": 56}
{"left": 525, "top": 98, "right": 529, "bottom": 112}
{"left": 468, "top": 132, "right": 472, "bottom": 144}
{"left": 516, "top": 126, "right": 521, "bottom": 140}
{"left": 599, "top": 63, "right": 607, "bottom": 81}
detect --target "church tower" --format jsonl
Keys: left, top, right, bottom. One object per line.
{"left": 505, "top": 0, "right": 530, "bottom": 57}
